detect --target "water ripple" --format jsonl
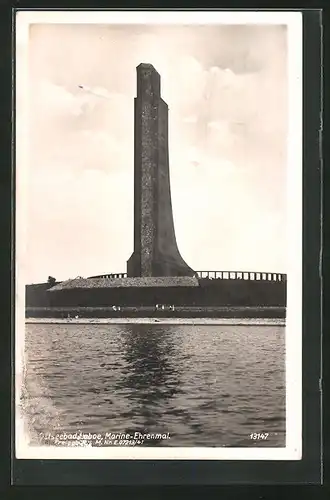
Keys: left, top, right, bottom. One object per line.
{"left": 21, "top": 322, "right": 285, "bottom": 447}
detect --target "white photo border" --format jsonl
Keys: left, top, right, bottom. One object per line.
{"left": 14, "top": 9, "right": 303, "bottom": 461}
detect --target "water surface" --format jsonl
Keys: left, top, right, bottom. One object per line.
{"left": 21, "top": 322, "right": 285, "bottom": 447}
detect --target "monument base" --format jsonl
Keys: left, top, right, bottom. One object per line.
{"left": 127, "top": 252, "right": 196, "bottom": 278}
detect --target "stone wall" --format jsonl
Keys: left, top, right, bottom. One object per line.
{"left": 41, "top": 279, "right": 286, "bottom": 308}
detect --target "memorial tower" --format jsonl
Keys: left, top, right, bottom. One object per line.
{"left": 127, "top": 63, "right": 195, "bottom": 277}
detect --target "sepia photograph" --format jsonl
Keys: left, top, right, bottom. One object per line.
{"left": 15, "top": 10, "right": 302, "bottom": 460}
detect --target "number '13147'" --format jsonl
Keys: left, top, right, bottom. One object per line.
{"left": 250, "top": 433, "right": 269, "bottom": 440}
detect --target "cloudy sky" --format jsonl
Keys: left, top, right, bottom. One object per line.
{"left": 20, "top": 21, "right": 288, "bottom": 283}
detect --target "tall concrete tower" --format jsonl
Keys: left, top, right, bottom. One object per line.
{"left": 127, "top": 63, "right": 195, "bottom": 277}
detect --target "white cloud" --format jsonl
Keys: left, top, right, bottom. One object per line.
{"left": 78, "top": 85, "right": 115, "bottom": 99}
{"left": 182, "top": 115, "right": 197, "bottom": 124}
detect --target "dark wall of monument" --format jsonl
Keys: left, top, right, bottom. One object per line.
{"left": 26, "top": 279, "right": 286, "bottom": 308}
{"left": 25, "top": 283, "right": 56, "bottom": 307}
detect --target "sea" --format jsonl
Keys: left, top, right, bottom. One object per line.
{"left": 19, "top": 320, "right": 285, "bottom": 448}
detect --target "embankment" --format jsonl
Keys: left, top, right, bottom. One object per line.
{"left": 25, "top": 305, "right": 286, "bottom": 319}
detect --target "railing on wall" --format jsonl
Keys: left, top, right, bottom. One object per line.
{"left": 88, "top": 273, "right": 128, "bottom": 279}
{"left": 88, "top": 271, "right": 286, "bottom": 282}
{"left": 196, "top": 271, "right": 286, "bottom": 282}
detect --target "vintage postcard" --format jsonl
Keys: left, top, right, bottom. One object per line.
{"left": 15, "top": 10, "right": 302, "bottom": 460}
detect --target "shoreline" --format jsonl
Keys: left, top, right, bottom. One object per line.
{"left": 25, "top": 317, "right": 286, "bottom": 326}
